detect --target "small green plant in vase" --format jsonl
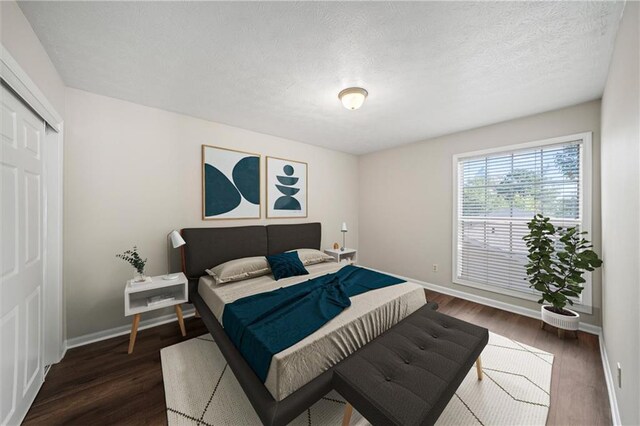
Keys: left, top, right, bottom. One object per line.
{"left": 116, "top": 246, "right": 148, "bottom": 283}
{"left": 523, "top": 214, "right": 602, "bottom": 337}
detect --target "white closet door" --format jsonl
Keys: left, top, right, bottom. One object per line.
{"left": 1, "top": 85, "right": 45, "bottom": 426}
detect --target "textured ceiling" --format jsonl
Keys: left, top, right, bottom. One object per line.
{"left": 19, "top": 1, "right": 623, "bottom": 155}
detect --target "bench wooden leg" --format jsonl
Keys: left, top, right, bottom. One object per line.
{"left": 475, "top": 356, "right": 483, "bottom": 380}
{"left": 342, "top": 403, "right": 353, "bottom": 426}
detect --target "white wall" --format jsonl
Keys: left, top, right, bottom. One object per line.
{"left": 64, "top": 87, "right": 359, "bottom": 339}
{"left": 0, "top": 0, "right": 65, "bottom": 117}
{"left": 359, "top": 100, "right": 602, "bottom": 326}
{"left": 601, "top": 2, "right": 640, "bottom": 424}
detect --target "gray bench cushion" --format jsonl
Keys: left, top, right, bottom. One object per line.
{"left": 333, "top": 302, "right": 488, "bottom": 426}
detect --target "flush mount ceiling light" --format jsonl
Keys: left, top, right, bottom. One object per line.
{"left": 338, "top": 87, "right": 368, "bottom": 110}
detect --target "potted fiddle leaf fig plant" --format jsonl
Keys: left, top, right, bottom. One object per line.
{"left": 523, "top": 214, "right": 602, "bottom": 336}
{"left": 116, "top": 246, "right": 149, "bottom": 283}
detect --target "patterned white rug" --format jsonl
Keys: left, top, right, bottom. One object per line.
{"left": 161, "top": 332, "right": 553, "bottom": 425}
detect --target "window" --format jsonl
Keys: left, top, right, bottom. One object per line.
{"left": 453, "top": 133, "right": 592, "bottom": 310}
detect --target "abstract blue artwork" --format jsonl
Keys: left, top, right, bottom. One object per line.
{"left": 266, "top": 156, "right": 307, "bottom": 218}
{"left": 202, "top": 145, "right": 260, "bottom": 219}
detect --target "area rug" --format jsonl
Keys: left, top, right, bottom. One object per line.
{"left": 161, "top": 332, "right": 553, "bottom": 425}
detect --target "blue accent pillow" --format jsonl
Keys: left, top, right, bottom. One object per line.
{"left": 266, "top": 251, "right": 309, "bottom": 281}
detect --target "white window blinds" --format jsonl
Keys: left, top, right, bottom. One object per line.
{"left": 454, "top": 137, "right": 587, "bottom": 298}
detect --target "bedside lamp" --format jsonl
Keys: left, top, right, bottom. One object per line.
{"left": 341, "top": 222, "right": 348, "bottom": 252}
{"left": 165, "top": 230, "right": 186, "bottom": 280}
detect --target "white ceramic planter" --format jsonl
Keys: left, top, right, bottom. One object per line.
{"left": 541, "top": 305, "right": 580, "bottom": 331}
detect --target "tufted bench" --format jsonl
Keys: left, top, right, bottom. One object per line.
{"left": 333, "top": 302, "right": 488, "bottom": 426}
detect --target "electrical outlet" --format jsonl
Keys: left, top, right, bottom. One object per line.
{"left": 617, "top": 363, "right": 622, "bottom": 388}
{"left": 432, "top": 264, "right": 438, "bottom": 272}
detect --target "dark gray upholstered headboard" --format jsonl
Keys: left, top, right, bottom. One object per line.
{"left": 266, "top": 223, "right": 321, "bottom": 255}
{"left": 181, "top": 222, "right": 321, "bottom": 282}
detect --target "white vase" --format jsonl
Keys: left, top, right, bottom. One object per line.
{"left": 541, "top": 305, "right": 580, "bottom": 331}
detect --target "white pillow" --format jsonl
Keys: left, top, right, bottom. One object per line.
{"left": 287, "top": 249, "right": 334, "bottom": 266}
{"left": 205, "top": 256, "right": 270, "bottom": 284}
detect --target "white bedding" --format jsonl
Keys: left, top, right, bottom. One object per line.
{"left": 198, "top": 262, "right": 426, "bottom": 401}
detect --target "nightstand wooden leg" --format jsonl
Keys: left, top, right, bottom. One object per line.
{"left": 476, "top": 356, "right": 483, "bottom": 380}
{"left": 342, "top": 403, "right": 353, "bottom": 426}
{"left": 194, "top": 308, "right": 201, "bottom": 318}
{"left": 175, "top": 305, "right": 186, "bottom": 337}
{"left": 128, "top": 314, "right": 141, "bottom": 354}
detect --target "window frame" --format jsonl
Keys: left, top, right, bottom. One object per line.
{"left": 451, "top": 132, "right": 593, "bottom": 314}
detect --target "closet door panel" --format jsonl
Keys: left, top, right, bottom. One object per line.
{"left": 0, "top": 85, "right": 45, "bottom": 425}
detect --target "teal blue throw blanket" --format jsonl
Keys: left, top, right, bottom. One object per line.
{"left": 222, "top": 265, "right": 405, "bottom": 381}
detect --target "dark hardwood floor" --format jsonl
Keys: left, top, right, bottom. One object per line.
{"left": 24, "top": 317, "right": 208, "bottom": 425}
{"left": 24, "top": 292, "right": 611, "bottom": 425}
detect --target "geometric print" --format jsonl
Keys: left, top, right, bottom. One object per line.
{"left": 436, "top": 333, "right": 553, "bottom": 425}
{"left": 161, "top": 332, "right": 553, "bottom": 425}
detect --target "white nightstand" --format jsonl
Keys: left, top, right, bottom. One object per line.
{"left": 324, "top": 248, "right": 357, "bottom": 264}
{"left": 124, "top": 272, "right": 188, "bottom": 354}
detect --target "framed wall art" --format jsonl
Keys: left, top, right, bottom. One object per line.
{"left": 266, "top": 156, "right": 308, "bottom": 218}
{"left": 202, "top": 145, "right": 261, "bottom": 219}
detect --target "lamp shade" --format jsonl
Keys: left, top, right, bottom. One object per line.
{"left": 341, "top": 222, "right": 348, "bottom": 232}
{"left": 169, "top": 230, "right": 186, "bottom": 248}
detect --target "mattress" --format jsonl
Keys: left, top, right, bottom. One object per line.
{"left": 198, "top": 262, "right": 427, "bottom": 401}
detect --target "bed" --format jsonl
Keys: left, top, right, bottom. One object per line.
{"left": 181, "top": 223, "right": 426, "bottom": 425}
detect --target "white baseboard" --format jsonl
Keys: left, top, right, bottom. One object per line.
{"left": 599, "top": 334, "right": 622, "bottom": 425}
{"left": 65, "top": 307, "right": 196, "bottom": 350}
{"left": 422, "top": 280, "right": 602, "bottom": 335}
{"left": 363, "top": 266, "right": 602, "bottom": 335}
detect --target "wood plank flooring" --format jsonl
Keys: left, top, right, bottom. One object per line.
{"left": 24, "top": 292, "right": 611, "bottom": 425}
{"left": 24, "top": 317, "right": 208, "bottom": 425}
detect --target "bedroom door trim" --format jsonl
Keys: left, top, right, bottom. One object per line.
{"left": 1, "top": 43, "right": 65, "bottom": 368}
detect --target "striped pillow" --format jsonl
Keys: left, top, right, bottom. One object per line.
{"left": 266, "top": 251, "right": 309, "bottom": 281}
